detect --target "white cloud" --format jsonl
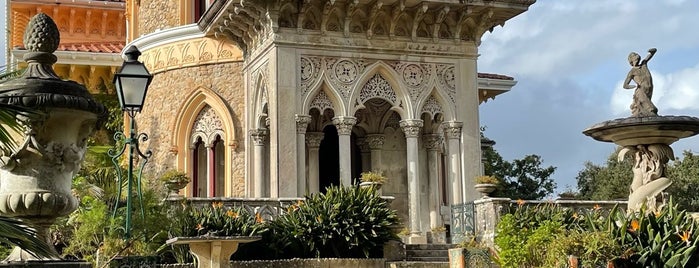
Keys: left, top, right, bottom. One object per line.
{"left": 611, "top": 63, "right": 699, "bottom": 115}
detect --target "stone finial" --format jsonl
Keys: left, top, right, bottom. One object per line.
{"left": 23, "top": 13, "right": 60, "bottom": 53}
{"left": 21, "top": 13, "right": 60, "bottom": 79}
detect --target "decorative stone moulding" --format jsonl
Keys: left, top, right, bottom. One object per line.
{"left": 583, "top": 116, "right": 699, "bottom": 146}
{"left": 0, "top": 13, "right": 106, "bottom": 260}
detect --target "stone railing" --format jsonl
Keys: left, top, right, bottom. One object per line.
{"left": 466, "top": 198, "right": 627, "bottom": 246}
{"left": 166, "top": 197, "right": 303, "bottom": 221}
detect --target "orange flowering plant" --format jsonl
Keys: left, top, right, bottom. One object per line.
{"left": 169, "top": 200, "right": 266, "bottom": 238}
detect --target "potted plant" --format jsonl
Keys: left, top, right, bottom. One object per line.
{"left": 159, "top": 170, "right": 190, "bottom": 196}
{"left": 358, "top": 171, "right": 386, "bottom": 194}
{"left": 430, "top": 226, "right": 447, "bottom": 244}
{"left": 474, "top": 175, "right": 499, "bottom": 198}
{"left": 449, "top": 236, "right": 494, "bottom": 268}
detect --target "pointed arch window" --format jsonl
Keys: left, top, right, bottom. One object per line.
{"left": 190, "top": 106, "right": 225, "bottom": 197}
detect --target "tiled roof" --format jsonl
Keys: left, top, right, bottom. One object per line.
{"left": 478, "top": 72, "right": 514, "bottom": 80}
{"left": 58, "top": 42, "right": 125, "bottom": 53}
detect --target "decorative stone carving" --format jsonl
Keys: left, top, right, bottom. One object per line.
{"left": 0, "top": 13, "right": 105, "bottom": 260}
{"left": 400, "top": 119, "right": 424, "bottom": 138}
{"left": 332, "top": 116, "right": 357, "bottom": 136}
{"left": 443, "top": 121, "right": 463, "bottom": 139}
{"left": 356, "top": 138, "right": 370, "bottom": 153}
{"left": 423, "top": 134, "right": 444, "bottom": 151}
{"left": 295, "top": 115, "right": 312, "bottom": 134}
{"left": 139, "top": 37, "right": 242, "bottom": 75}
{"left": 207, "top": 1, "right": 534, "bottom": 59}
{"left": 250, "top": 129, "right": 267, "bottom": 146}
{"left": 305, "top": 132, "right": 324, "bottom": 148}
{"left": 436, "top": 64, "right": 456, "bottom": 104}
{"left": 325, "top": 58, "right": 369, "bottom": 99}
{"left": 623, "top": 48, "right": 658, "bottom": 117}
{"left": 366, "top": 134, "right": 386, "bottom": 150}
{"left": 618, "top": 144, "right": 673, "bottom": 210}
{"left": 421, "top": 94, "right": 444, "bottom": 118}
{"left": 300, "top": 56, "right": 323, "bottom": 96}
{"left": 309, "top": 90, "right": 334, "bottom": 114}
{"left": 191, "top": 106, "right": 225, "bottom": 147}
{"left": 358, "top": 73, "right": 398, "bottom": 105}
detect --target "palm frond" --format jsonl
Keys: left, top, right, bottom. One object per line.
{"left": 0, "top": 104, "right": 38, "bottom": 156}
{"left": 0, "top": 216, "right": 57, "bottom": 259}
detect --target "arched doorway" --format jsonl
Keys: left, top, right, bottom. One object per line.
{"left": 318, "top": 125, "right": 339, "bottom": 192}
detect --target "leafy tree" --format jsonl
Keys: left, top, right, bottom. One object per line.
{"left": 576, "top": 149, "right": 632, "bottom": 200}
{"left": 576, "top": 149, "right": 699, "bottom": 211}
{"left": 483, "top": 144, "right": 557, "bottom": 200}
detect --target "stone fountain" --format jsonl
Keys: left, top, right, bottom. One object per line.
{"left": 0, "top": 13, "right": 105, "bottom": 262}
{"left": 583, "top": 48, "right": 699, "bottom": 212}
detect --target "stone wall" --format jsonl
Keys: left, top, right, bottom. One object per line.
{"left": 136, "top": 62, "right": 246, "bottom": 196}
{"left": 138, "top": 0, "right": 180, "bottom": 35}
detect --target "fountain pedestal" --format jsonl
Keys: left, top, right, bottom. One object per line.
{"left": 584, "top": 116, "right": 699, "bottom": 211}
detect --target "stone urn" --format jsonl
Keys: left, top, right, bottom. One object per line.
{"left": 474, "top": 183, "right": 497, "bottom": 198}
{"left": 0, "top": 13, "right": 105, "bottom": 260}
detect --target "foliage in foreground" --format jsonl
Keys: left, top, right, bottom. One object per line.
{"left": 495, "top": 201, "right": 699, "bottom": 267}
{"left": 265, "top": 185, "right": 399, "bottom": 259}
{"left": 577, "top": 150, "right": 699, "bottom": 211}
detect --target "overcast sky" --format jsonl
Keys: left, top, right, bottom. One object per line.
{"left": 478, "top": 0, "right": 699, "bottom": 194}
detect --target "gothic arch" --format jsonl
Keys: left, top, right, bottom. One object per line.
{"left": 416, "top": 88, "right": 455, "bottom": 121}
{"left": 252, "top": 67, "right": 269, "bottom": 129}
{"left": 172, "top": 86, "right": 236, "bottom": 196}
{"left": 303, "top": 83, "right": 343, "bottom": 116}
{"left": 349, "top": 62, "right": 409, "bottom": 120}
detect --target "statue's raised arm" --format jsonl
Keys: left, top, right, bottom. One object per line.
{"left": 624, "top": 48, "right": 658, "bottom": 117}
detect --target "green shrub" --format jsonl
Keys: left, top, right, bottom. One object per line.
{"left": 266, "top": 185, "right": 398, "bottom": 258}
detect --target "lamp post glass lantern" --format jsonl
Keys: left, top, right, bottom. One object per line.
{"left": 110, "top": 45, "right": 153, "bottom": 239}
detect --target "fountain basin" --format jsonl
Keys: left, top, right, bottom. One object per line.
{"left": 583, "top": 116, "right": 699, "bottom": 146}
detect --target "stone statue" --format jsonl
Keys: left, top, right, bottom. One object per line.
{"left": 619, "top": 144, "right": 673, "bottom": 211}
{"left": 623, "top": 48, "right": 658, "bottom": 117}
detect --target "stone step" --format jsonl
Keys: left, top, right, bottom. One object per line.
{"left": 385, "top": 261, "right": 449, "bottom": 268}
{"left": 405, "top": 244, "right": 456, "bottom": 251}
{"left": 404, "top": 244, "right": 453, "bottom": 262}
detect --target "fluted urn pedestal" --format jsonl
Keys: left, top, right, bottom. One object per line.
{"left": 584, "top": 116, "right": 699, "bottom": 211}
{"left": 0, "top": 13, "right": 105, "bottom": 261}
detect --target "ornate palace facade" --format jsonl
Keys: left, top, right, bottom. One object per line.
{"left": 64, "top": 0, "right": 532, "bottom": 243}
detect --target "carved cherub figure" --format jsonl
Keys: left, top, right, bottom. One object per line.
{"left": 623, "top": 48, "right": 658, "bottom": 117}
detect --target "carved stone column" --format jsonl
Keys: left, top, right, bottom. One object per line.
{"left": 250, "top": 129, "right": 267, "bottom": 198}
{"left": 444, "top": 121, "right": 463, "bottom": 205}
{"left": 295, "top": 115, "right": 312, "bottom": 196}
{"left": 366, "top": 134, "right": 386, "bottom": 172}
{"left": 400, "top": 119, "right": 425, "bottom": 244}
{"left": 305, "top": 132, "right": 324, "bottom": 194}
{"left": 332, "top": 116, "right": 357, "bottom": 186}
{"left": 423, "top": 134, "right": 444, "bottom": 230}
{"left": 207, "top": 143, "right": 216, "bottom": 197}
{"left": 356, "top": 138, "right": 371, "bottom": 172}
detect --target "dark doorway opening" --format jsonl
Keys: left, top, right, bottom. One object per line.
{"left": 319, "top": 125, "right": 339, "bottom": 192}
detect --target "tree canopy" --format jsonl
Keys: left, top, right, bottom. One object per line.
{"left": 575, "top": 149, "right": 699, "bottom": 211}
{"left": 482, "top": 143, "right": 557, "bottom": 200}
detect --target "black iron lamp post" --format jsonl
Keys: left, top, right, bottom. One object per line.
{"left": 110, "top": 46, "right": 153, "bottom": 239}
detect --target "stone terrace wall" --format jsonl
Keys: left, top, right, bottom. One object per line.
{"left": 138, "top": 0, "right": 181, "bottom": 35}
{"left": 136, "top": 62, "right": 246, "bottom": 196}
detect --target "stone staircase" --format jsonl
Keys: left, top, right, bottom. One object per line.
{"left": 385, "top": 243, "right": 455, "bottom": 268}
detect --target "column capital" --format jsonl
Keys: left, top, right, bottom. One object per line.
{"left": 332, "top": 116, "right": 357, "bottom": 136}
{"left": 423, "top": 134, "right": 443, "bottom": 151}
{"left": 399, "top": 119, "right": 423, "bottom": 138}
{"left": 356, "top": 137, "right": 370, "bottom": 153}
{"left": 305, "top": 132, "right": 325, "bottom": 148}
{"left": 295, "top": 114, "right": 312, "bottom": 134}
{"left": 443, "top": 121, "right": 463, "bottom": 139}
{"left": 366, "top": 134, "right": 386, "bottom": 150}
{"left": 249, "top": 129, "right": 267, "bottom": 145}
